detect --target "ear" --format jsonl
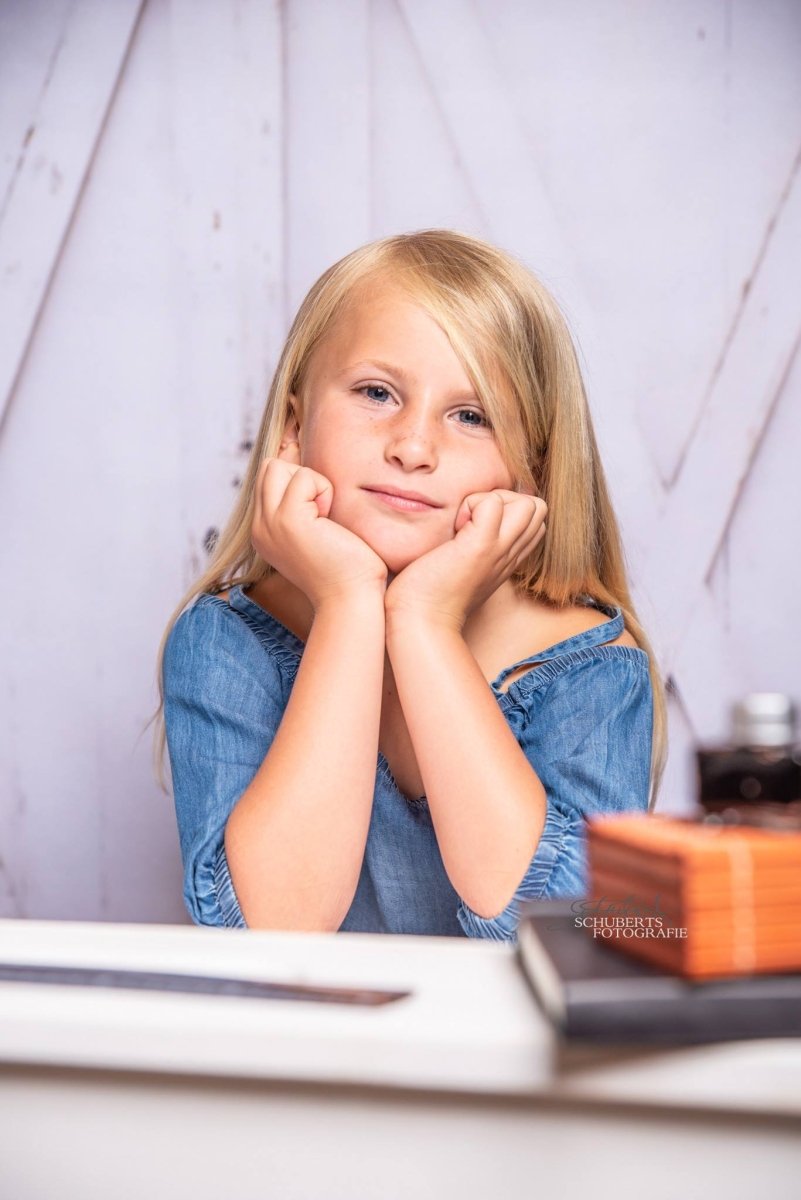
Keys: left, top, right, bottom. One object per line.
{"left": 279, "top": 394, "right": 301, "bottom": 452}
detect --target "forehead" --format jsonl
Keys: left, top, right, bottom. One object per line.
{"left": 313, "top": 280, "right": 444, "bottom": 368}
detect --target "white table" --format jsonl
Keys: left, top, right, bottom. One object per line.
{"left": 0, "top": 918, "right": 799, "bottom": 1200}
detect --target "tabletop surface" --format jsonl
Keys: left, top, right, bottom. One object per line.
{"left": 0, "top": 918, "right": 799, "bottom": 1118}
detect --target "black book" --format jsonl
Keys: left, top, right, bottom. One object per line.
{"left": 516, "top": 900, "right": 801, "bottom": 1045}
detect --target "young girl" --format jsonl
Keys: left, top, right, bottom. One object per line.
{"left": 152, "top": 229, "right": 668, "bottom": 943}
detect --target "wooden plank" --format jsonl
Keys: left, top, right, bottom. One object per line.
{"left": 671, "top": 590, "right": 754, "bottom": 742}
{"left": 0, "top": 0, "right": 143, "bottom": 435}
{"left": 640, "top": 143, "right": 801, "bottom": 736}
{"left": 0, "top": 0, "right": 74, "bottom": 208}
{"left": 284, "top": 0, "right": 371, "bottom": 316}
{"left": 397, "top": 0, "right": 580, "bottom": 280}
{"left": 0, "top": 0, "right": 284, "bottom": 921}
{"left": 644, "top": 153, "right": 801, "bottom": 740}
{"left": 165, "top": 0, "right": 284, "bottom": 559}
{"left": 642, "top": 152, "right": 801, "bottom": 671}
{"left": 368, "top": 0, "right": 484, "bottom": 241}
{"left": 103, "top": 0, "right": 283, "bottom": 918}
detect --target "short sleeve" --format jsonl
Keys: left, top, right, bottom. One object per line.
{"left": 163, "top": 599, "right": 290, "bottom": 928}
{"left": 457, "top": 652, "right": 653, "bottom": 943}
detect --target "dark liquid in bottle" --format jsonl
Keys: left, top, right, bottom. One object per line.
{"left": 696, "top": 745, "right": 801, "bottom": 810}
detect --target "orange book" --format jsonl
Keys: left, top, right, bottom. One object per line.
{"left": 588, "top": 857, "right": 801, "bottom": 910}
{"left": 584, "top": 814, "right": 801, "bottom": 980}
{"left": 587, "top": 842, "right": 801, "bottom": 903}
{"left": 588, "top": 865, "right": 801, "bottom": 936}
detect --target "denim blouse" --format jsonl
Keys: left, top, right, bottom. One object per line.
{"left": 163, "top": 584, "right": 653, "bottom": 944}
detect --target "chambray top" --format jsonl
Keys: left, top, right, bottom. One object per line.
{"left": 163, "top": 584, "right": 653, "bottom": 943}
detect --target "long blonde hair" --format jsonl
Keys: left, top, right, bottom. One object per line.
{"left": 148, "top": 229, "right": 668, "bottom": 809}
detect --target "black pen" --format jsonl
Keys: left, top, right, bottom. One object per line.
{"left": 0, "top": 962, "right": 412, "bottom": 1006}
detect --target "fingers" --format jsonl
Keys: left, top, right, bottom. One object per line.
{"left": 281, "top": 461, "right": 334, "bottom": 519}
{"left": 456, "top": 489, "right": 506, "bottom": 536}
{"left": 507, "top": 514, "right": 547, "bottom": 571}
{"left": 261, "top": 456, "right": 298, "bottom": 516}
{"left": 502, "top": 492, "right": 547, "bottom": 563}
{"left": 462, "top": 489, "right": 546, "bottom": 544}
{"left": 454, "top": 492, "right": 490, "bottom": 534}
{"left": 253, "top": 454, "right": 334, "bottom": 540}
{"left": 456, "top": 489, "right": 547, "bottom": 582}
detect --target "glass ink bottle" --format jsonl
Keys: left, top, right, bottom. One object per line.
{"left": 695, "top": 693, "right": 801, "bottom": 828}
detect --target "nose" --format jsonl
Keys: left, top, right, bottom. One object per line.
{"left": 384, "top": 409, "right": 439, "bottom": 472}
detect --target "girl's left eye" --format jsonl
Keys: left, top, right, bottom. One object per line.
{"left": 455, "top": 408, "right": 491, "bottom": 429}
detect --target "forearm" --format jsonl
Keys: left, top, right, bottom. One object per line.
{"left": 385, "top": 613, "right": 548, "bottom": 919}
{"left": 225, "top": 587, "right": 385, "bottom": 932}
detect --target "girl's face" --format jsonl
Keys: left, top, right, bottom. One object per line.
{"left": 291, "top": 281, "right": 517, "bottom": 575}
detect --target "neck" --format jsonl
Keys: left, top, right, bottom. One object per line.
{"left": 464, "top": 577, "right": 522, "bottom": 637}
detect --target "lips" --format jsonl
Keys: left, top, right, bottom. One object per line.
{"left": 362, "top": 485, "right": 443, "bottom": 512}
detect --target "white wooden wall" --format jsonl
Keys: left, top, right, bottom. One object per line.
{"left": 1, "top": 0, "right": 799, "bottom": 922}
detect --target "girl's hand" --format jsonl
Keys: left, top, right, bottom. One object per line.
{"left": 251, "top": 445, "right": 388, "bottom": 609}
{"left": 384, "top": 489, "right": 547, "bottom": 630}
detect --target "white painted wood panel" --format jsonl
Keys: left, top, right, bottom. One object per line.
{"left": 0, "top": 0, "right": 73, "bottom": 202}
{"left": 0, "top": 0, "right": 143, "bottom": 431}
{"left": 284, "top": 0, "right": 371, "bottom": 311}
{"left": 0, "top": 0, "right": 282, "bottom": 920}
{"left": 0, "top": 0, "right": 798, "bottom": 919}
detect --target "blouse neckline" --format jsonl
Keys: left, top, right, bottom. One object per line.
{"left": 226, "top": 584, "right": 307, "bottom": 656}
{"left": 217, "top": 583, "right": 633, "bottom": 693}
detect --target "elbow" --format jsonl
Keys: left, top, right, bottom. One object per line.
{"left": 456, "top": 797, "right": 589, "bottom": 942}
{"left": 458, "top": 872, "right": 523, "bottom": 924}
{"left": 457, "top": 896, "right": 520, "bottom": 943}
{"left": 456, "top": 804, "right": 548, "bottom": 921}
{"left": 224, "top": 828, "right": 351, "bottom": 934}
{"left": 236, "top": 896, "right": 342, "bottom": 934}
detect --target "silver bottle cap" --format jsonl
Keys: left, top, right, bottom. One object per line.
{"left": 732, "top": 693, "right": 796, "bottom": 748}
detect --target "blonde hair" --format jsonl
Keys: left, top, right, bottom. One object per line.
{"left": 147, "top": 229, "right": 668, "bottom": 810}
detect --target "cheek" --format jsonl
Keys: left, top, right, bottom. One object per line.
{"left": 299, "top": 430, "right": 340, "bottom": 478}
{"left": 301, "top": 416, "right": 372, "bottom": 477}
{"left": 457, "top": 452, "right": 514, "bottom": 495}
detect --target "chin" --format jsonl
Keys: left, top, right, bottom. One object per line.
{"left": 378, "top": 548, "right": 419, "bottom": 575}
{"left": 359, "top": 524, "right": 447, "bottom": 576}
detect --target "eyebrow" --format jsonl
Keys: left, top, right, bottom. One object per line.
{"left": 337, "top": 360, "right": 480, "bottom": 402}
{"left": 338, "top": 358, "right": 408, "bottom": 380}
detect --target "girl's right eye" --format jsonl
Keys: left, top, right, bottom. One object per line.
{"left": 356, "top": 384, "right": 394, "bottom": 404}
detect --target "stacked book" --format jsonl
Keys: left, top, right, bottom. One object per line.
{"left": 584, "top": 813, "right": 801, "bottom": 980}
{"left": 516, "top": 899, "right": 801, "bottom": 1044}
{"left": 517, "top": 813, "right": 801, "bottom": 1043}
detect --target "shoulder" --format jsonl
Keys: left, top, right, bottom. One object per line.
{"left": 164, "top": 594, "right": 280, "bottom": 694}
{"left": 551, "top": 645, "right": 652, "bottom": 691}
{"left": 525, "top": 649, "right": 653, "bottom": 741}
{"left": 166, "top": 593, "right": 244, "bottom": 659}
{"left": 499, "top": 589, "right": 639, "bottom": 656}
{"left": 518, "top": 651, "right": 653, "bottom": 778}
{"left": 485, "top": 590, "right": 641, "bottom": 694}
{"left": 539, "top": 600, "right": 638, "bottom": 650}
{"left": 506, "top": 634, "right": 652, "bottom": 721}
{"left": 600, "top": 627, "right": 638, "bottom": 650}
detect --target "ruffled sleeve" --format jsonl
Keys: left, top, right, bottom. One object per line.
{"left": 456, "top": 652, "right": 653, "bottom": 943}
{"left": 163, "top": 599, "right": 290, "bottom": 927}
